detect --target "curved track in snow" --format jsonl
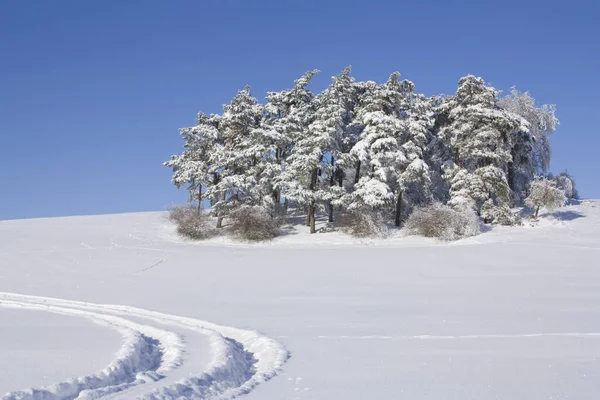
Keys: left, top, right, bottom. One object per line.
{"left": 0, "top": 293, "right": 289, "bottom": 400}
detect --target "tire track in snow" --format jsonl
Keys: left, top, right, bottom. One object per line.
{"left": 0, "top": 299, "right": 182, "bottom": 400}
{"left": 316, "top": 332, "right": 600, "bottom": 340}
{"left": 0, "top": 293, "right": 289, "bottom": 400}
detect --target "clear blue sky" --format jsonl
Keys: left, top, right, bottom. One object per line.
{"left": 1, "top": 0, "right": 598, "bottom": 220}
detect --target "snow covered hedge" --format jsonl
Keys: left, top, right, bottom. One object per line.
{"left": 229, "top": 205, "right": 280, "bottom": 242}
{"left": 405, "top": 203, "right": 480, "bottom": 241}
{"left": 169, "top": 206, "right": 216, "bottom": 240}
{"left": 339, "top": 211, "right": 388, "bottom": 238}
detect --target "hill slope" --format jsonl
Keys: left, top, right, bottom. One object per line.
{"left": 1, "top": 201, "right": 599, "bottom": 399}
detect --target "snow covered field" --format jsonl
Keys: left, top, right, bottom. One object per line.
{"left": 1, "top": 200, "right": 600, "bottom": 399}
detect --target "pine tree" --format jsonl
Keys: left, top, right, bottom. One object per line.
{"left": 278, "top": 70, "right": 328, "bottom": 233}
{"left": 348, "top": 72, "right": 431, "bottom": 226}
{"left": 265, "top": 70, "right": 320, "bottom": 212}
{"left": 441, "top": 75, "right": 522, "bottom": 221}
{"left": 165, "top": 112, "right": 222, "bottom": 211}
{"left": 347, "top": 75, "right": 407, "bottom": 220}
{"left": 395, "top": 92, "right": 435, "bottom": 225}
{"left": 210, "top": 86, "right": 264, "bottom": 227}
{"left": 309, "top": 67, "right": 357, "bottom": 222}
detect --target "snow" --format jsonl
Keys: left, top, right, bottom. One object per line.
{"left": 1, "top": 201, "right": 600, "bottom": 399}
{"left": 0, "top": 308, "right": 121, "bottom": 394}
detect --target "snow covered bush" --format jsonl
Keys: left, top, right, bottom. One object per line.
{"left": 169, "top": 205, "right": 216, "bottom": 240}
{"left": 229, "top": 205, "right": 280, "bottom": 242}
{"left": 554, "top": 171, "right": 579, "bottom": 200}
{"left": 339, "top": 211, "right": 388, "bottom": 238}
{"left": 489, "top": 205, "right": 522, "bottom": 226}
{"left": 525, "top": 177, "right": 567, "bottom": 218}
{"left": 405, "top": 203, "right": 480, "bottom": 241}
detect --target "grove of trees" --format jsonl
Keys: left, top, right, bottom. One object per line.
{"left": 166, "top": 68, "right": 573, "bottom": 234}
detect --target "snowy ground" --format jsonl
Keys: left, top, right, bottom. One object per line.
{"left": 1, "top": 200, "right": 599, "bottom": 399}
{"left": 0, "top": 308, "right": 121, "bottom": 393}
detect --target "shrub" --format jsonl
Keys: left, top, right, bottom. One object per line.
{"left": 339, "top": 210, "right": 388, "bottom": 238}
{"left": 405, "top": 203, "right": 480, "bottom": 241}
{"left": 169, "top": 205, "right": 216, "bottom": 240}
{"left": 480, "top": 200, "right": 522, "bottom": 226}
{"left": 229, "top": 205, "right": 280, "bottom": 242}
{"left": 491, "top": 206, "right": 522, "bottom": 226}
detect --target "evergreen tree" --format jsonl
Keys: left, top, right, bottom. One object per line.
{"left": 309, "top": 67, "right": 357, "bottom": 222}
{"left": 165, "top": 112, "right": 222, "bottom": 211}
{"left": 441, "top": 75, "right": 522, "bottom": 221}
{"left": 210, "top": 86, "right": 264, "bottom": 227}
{"left": 395, "top": 92, "right": 435, "bottom": 224}
{"left": 347, "top": 75, "right": 407, "bottom": 221}
{"left": 278, "top": 70, "right": 328, "bottom": 233}
{"left": 265, "top": 70, "right": 320, "bottom": 211}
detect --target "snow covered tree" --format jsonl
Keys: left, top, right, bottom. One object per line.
{"left": 165, "top": 112, "right": 221, "bottom": 211}
{"left": 348, "top": 73, "right": 429, "bottom": 226}
{"left": 443, "top": 75, "right": 519, "bottom": 168}
{"left": 309, "top": 67, "right": 358, "bottom": 222}
{"left": 395, "top": 93, "right": 435, "bottom": 224}
{"left": 499, "top": 88, "right": 559, "bottom": 202}
{"left": 210, "top": 86, "right": 264, "bottom": 227}
{"left": 554, "top": 170, "right": 579, "bottom": 199}
{"left": 278, "top": 70, "right": 328, "bottom": 233}
{"left": 440, "top": 75, "right": 522, "bottom": 222}
{"left": 347, "top": 75, "right": 406, "bottom": 223}
{"left": 525, "top": 177, "right": 567, "bottom": 218}
{"left": 427, "top": 95, "right": 453, "bottom": 202}
{"left": 265, "top": 71, "right": 320, "bottom": 210}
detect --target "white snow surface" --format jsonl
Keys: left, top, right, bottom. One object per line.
{"left": 1, "top": 201, "right": 600, "bottom": 399}
{"left": 0, "top": 308, "right": 122, "bottom": 393}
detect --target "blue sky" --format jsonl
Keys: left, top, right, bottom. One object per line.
{"left": 1, "top": 0, "right": 598, "bottom": 220}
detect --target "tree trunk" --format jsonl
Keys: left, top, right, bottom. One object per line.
{"left": 309, "top": 201, "right": 316, "bottom": 234}
{"left": 273, "top": 147, "right": 282, "bottom": 207}
{"left": 216, "top": 192, "right": 226, "bottom": 228}
{"left": 272, "top": 189, "right": 280, "bottom": 206}
{"left": 507, "top": 162, "right": 515, "bottom": 189}
{"left": 354, "top": 160, "right": 361, "bottom": 184}
{"left": 197, "top": 185, "right": 202, "bottom": 212}
{"left": 507, "top": 161, "right": 516, "bottom": 206}
{"left": 308, "top": 167, "right": 319, "bottom": 232}
{"left": 535, "top": 206, "right": 540, "bottom": 218}
{"left": 395, "top": 190, "right": 403, "bottom": 227}
{"left": 328, "top": 155, "right": 335, "bottom": 223}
